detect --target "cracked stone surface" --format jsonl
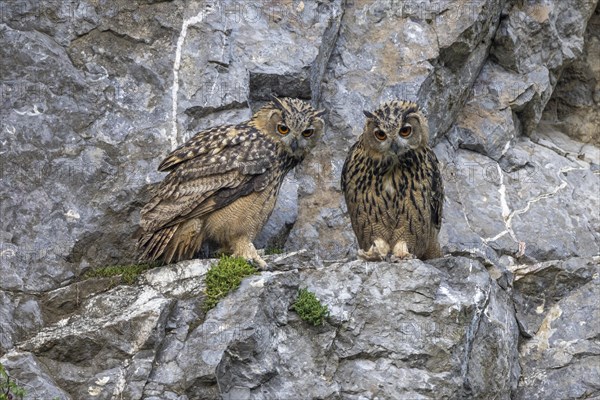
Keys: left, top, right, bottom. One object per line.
{"left": 437, "top": 131, "right": 599, "bottom": 263}
{"left": 513, "top": 257, "right": 600, "bottom": 399}
{"left": 1, "top": 0, "right": 599, "bottom": 398}
{"left": 1, "top": 257, "right": 521, "bottom": 399}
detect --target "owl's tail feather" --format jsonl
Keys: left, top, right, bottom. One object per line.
{"left": 138, "top": 225, "right": 179, "bottom": 264}
{"left": 138, "top": 220, "right": 205, "bottom": 265}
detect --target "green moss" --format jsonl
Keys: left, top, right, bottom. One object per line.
{"left": 292, "top": 288, "right": 329, "bottom": 326}
{"left": 265, "top": 247, "right": 284, "bottom": 255}
{"left": 203, "top": 255, "right": 258, "bottom": 311}
{"left": 0, "top": 363, "right": 26, "bottom": 400}
{"left": 83, "top": 262, "right": 158, "bottom": 285}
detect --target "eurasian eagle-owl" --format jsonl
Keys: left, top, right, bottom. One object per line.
{"left": 341, "top": 100, "right": 443, "bottom": 261}
{"left": 138, "top": 97, "right": 325, "bottom": 268}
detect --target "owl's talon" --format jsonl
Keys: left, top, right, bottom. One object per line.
{"left": 390, "top": 241, "right": 415, "bottom": 262}
{"left": 389, "top": 253, "right": 416, "bottom": 263}
{"left": 252, "top": 258, "right": 269, "bottom": 271}
{"left": 358, "top": 239, "right": 390, "bottom": 261}
{"left": 358, "top": 249, "right": 385, "bottom": 262}
{"left": 230, "top": 240, "right": 269, "bottom": 270}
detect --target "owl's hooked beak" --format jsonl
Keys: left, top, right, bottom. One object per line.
{"left": 290, "top": 138, "right": 299, "bottom": 152}
{"left": 391, "top": 138, "right": 402, "bottom": 155}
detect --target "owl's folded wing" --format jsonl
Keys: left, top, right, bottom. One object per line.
{"left": 428, "top": 151, "right": 444, "bottom": 230}
{"left": 140, "top": 127, "right": 276, "bottom": 233}
{"left": 158, "top": 125, "right": 269, "bottom": 173}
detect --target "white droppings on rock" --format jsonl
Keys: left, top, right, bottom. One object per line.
{"left": 95, "top": 376, "right": 110, "bottom": 386}
{"left": 88, "top": 385, "right": 102, "bottom": 396}
{"left": 250, "top": 278, "right": 265, "bottom": 288}
{"left": 439, "top": 285, "right": 462, "bottom": 313}
{"left": 65, "top": 209, "right": 80, "bottom": 221}
{"left": 171, "top": 4, "right": 215, "bottom": 149}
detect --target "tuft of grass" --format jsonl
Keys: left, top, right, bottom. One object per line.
{"left": 265, "top": 247, "right": 284, "bottom": 255}
{"left": 83, "top": 262, "right": 158, "bottom": 285}
{"left": 0, "top": 363, "right": 26, "bottom": 400}
{"left": 203, "top": 255, "right": 258, "bottom": 311}
{"left": 292, "top": 288, "right": 329, "bottom": 326}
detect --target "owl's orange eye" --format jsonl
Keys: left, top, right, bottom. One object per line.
{"left": 399, "top": 125, "right": 412, "bottom": 137}
{"left": 277, "top": 124, "right": 290, "bottom": 135}
{"left": 374, "top": 129, "right": 387, "bottom": 141}
{"left": 302, "top": 128, "right": 315, "bottom": 138}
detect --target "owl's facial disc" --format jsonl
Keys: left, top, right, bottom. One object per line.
{"left": 388, "top": 122, "right": 415, "bottom": 155}
{"left": 276, "top": 116, "right": 319, "bottom": 158}
{"left": 363, "top": 101, "right": 429, "bottom": 159}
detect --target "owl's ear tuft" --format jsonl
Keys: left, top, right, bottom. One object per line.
{"left": 314, "top": 109, "right": 327, "bottom": 118}
{"left": 363, "top": 110, "right": 376, "bottom": 120}
{"left": 270, "top": 95, "right": 285, "bottom": 110}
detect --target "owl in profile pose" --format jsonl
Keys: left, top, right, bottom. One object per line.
{"left": 341, "top": 100, "right": 443, "bottom": 261}
{"left": 138, "top": 97, "right": 325, "bottom": 268}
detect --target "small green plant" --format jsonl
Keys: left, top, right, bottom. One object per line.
{"left": 83, "top": 262, "right": 158, "bottom": 285}
{"left": 0, "top": 363, "right": 26, "bottom": 400}
{"left": 265, "top": 247, "right": 284, "bottom": 255}
{"left": 203, "top": 255, "right": 258, "bottom": 311}
{"left": 292, "top": 288, "right": 329, "bottom": 326}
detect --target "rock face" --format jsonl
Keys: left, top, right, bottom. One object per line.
{"left": 513, "top": 257, "right": 600, "bottom": 399}
{"left": 1, "top": 0, "right": 599, "bottom": 398}
{"left": 541, "top": 6, "right": 600, "bottom": 146}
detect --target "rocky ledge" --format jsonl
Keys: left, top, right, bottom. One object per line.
{"left": 1, "top": 252, "right": 598, "bottom": 399}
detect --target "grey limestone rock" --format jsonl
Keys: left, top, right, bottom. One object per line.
{"left": 1, "top": 256, "right": 521, "bottom": 399}
{"left": 513, "top": 257, "right": 600, "bottom": 399}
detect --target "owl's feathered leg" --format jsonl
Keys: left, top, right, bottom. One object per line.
{"left": 358, "top": 238, "right": 390, "bottom": 261}
{"left": 230, "top": 238, "right": 268, "bottom": 270}
{"left": 390, "top": 241, "right": 415, "bottom": 262}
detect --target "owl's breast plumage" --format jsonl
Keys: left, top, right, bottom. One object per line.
{"left": 342, "top": 144, "right": 442, "bottom": 250}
